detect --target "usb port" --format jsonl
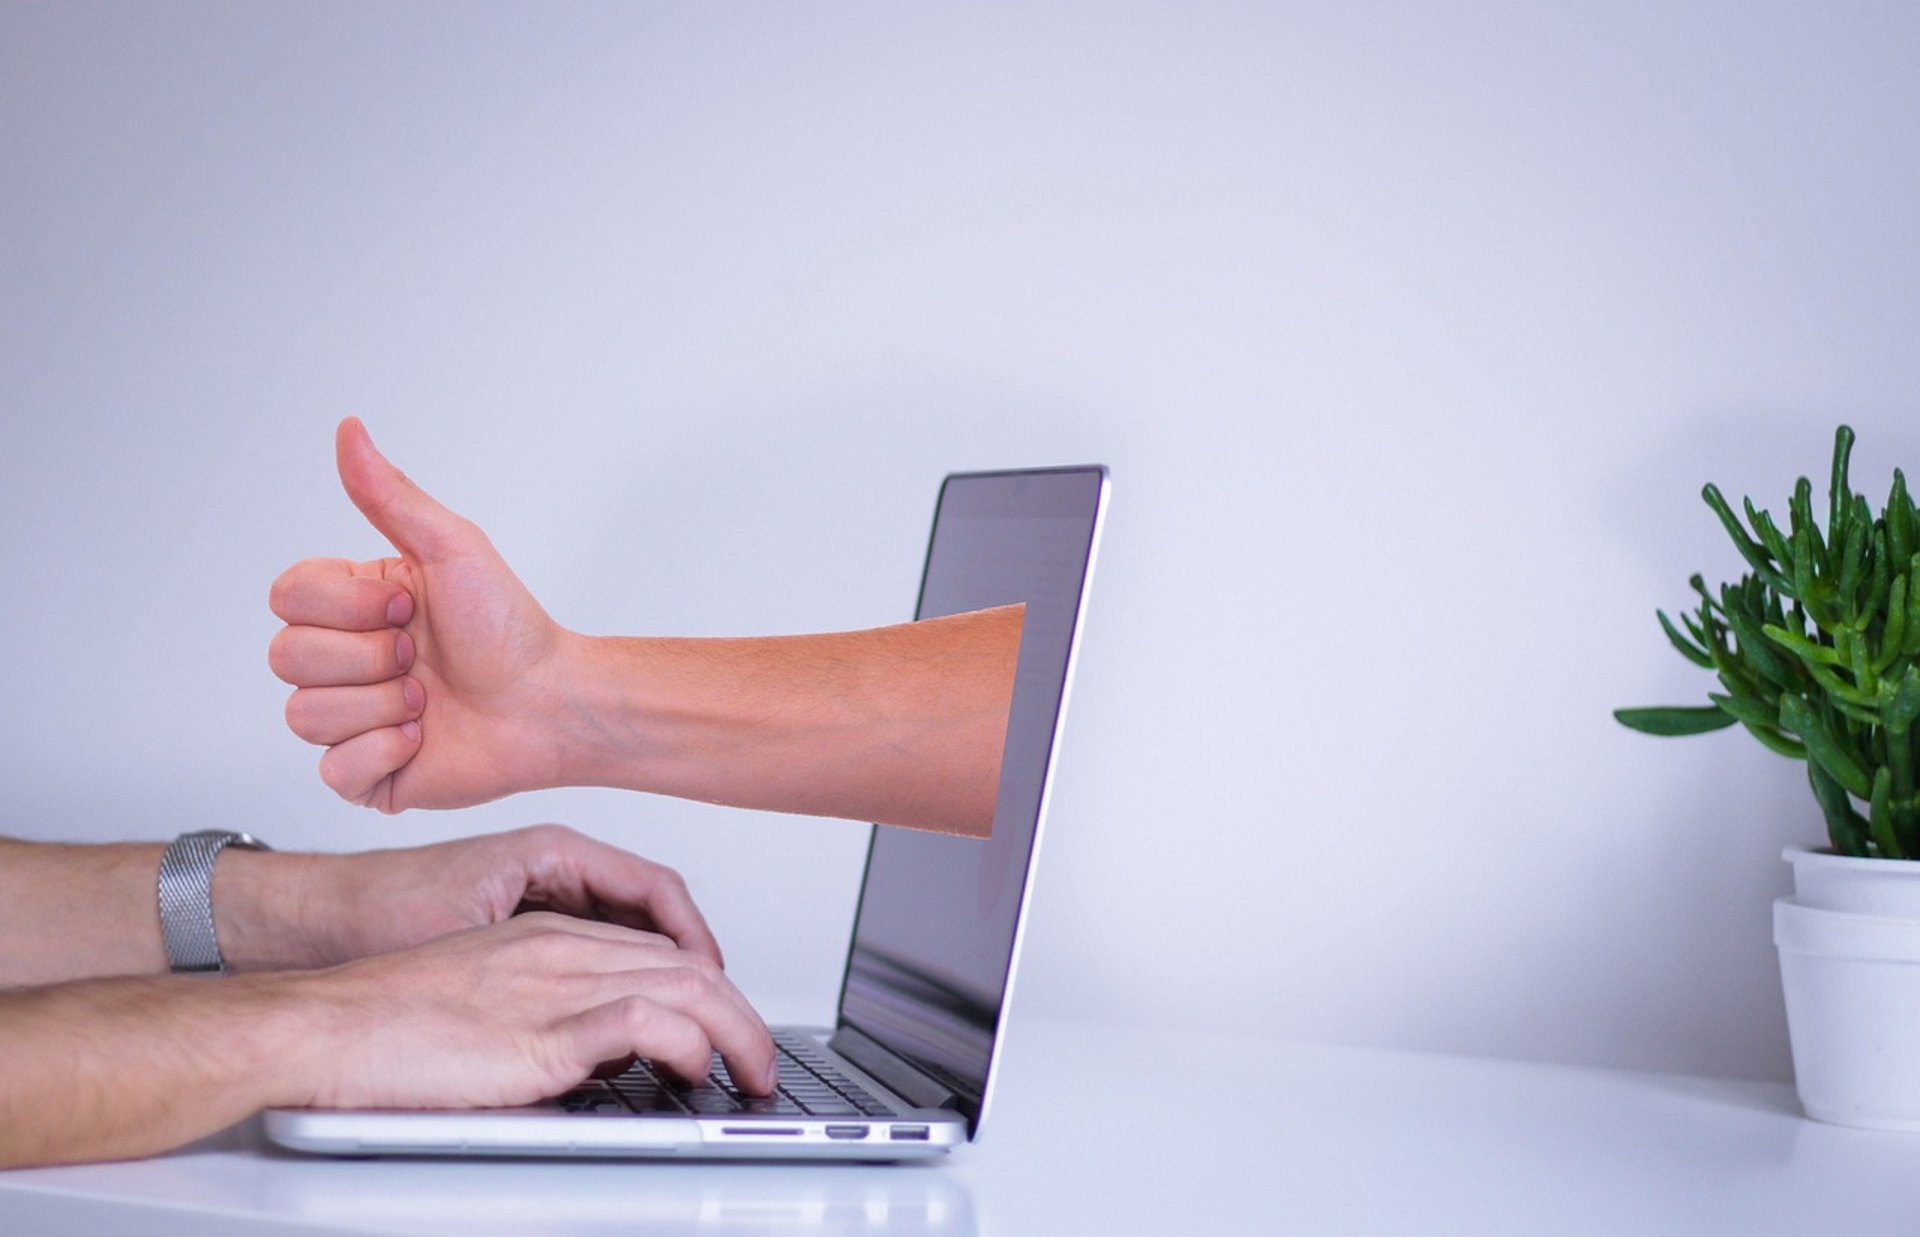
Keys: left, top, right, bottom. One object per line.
{"left": 824, "top": 1125, "right": 869, "bottom": 1140}
{"left": 889, "top": 1125, "right": 930, "bottom": 1141}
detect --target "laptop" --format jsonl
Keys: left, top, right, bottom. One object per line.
{"left": 265, "top": 464, "right": 1109, "bottom": 1160}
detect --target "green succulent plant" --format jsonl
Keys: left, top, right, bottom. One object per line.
{"left": 1617, "top": 425, "right": 1920, "bottom": 859}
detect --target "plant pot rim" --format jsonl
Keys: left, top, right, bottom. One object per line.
{"left": 1776, "top": 896, "right": 1920, "bottom": 959}
{"left": 1784, "top": 844, "right": 1920, "bottom": 869}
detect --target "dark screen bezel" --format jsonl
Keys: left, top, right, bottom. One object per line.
{"left": 831, "top": 464, "right": 1107, "bottom": 1135}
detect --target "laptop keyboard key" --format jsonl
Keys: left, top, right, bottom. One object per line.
{"left": 557, "top": 1084, "right": 630, "bottom": 1115}
{"left": 565, "top": 1036, "right": 902, "bottom": 1122}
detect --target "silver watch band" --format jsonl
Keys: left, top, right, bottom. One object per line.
{"left": 157, "top": 830, "right": 271, "bottom": 975}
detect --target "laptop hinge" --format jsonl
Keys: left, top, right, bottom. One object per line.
{"left": 827, "top": 1025, "right": 957, "bottom": 1111}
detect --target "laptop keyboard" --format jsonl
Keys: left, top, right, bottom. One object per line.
{"left": 557, "top": 1030, "right": 897, "bottom": 1118}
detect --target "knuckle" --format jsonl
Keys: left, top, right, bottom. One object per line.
{"left": 506, "top": 917, "right": 578, "bottom": 962}
{"left": 612, "top": 997, "right": 661, "bottom": 1048}
{"left": 283, "top": 691, "right": 318, "bottom": 739}
{"left": 621, "top": 999, "right": 709, "bottom": 1067}
{"left": 266, "top": 630, "right": 300, "bottom": 682}
{"left": 268, "top": 571, "right": 296, "bottom": 618}
{"left": 269, "top": 559, "right": 335, "bottom": 617}
{"left": 316, "top": 748, "right": 353, "bottom": 798}
{"left": 519, "top": 822, "right": 575, "bottom": 850}
{"left": 660, "top": 962, "right": 716, "bottom": 1002}
{"left": 448, "top": 513, "right": 486, "bottom": 545}
{"left": 495, "top": 914, "right": 542, "bottom": 941}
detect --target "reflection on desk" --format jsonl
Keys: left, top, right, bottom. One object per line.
{"left": 6, "top": 1015, "right": 1920, "bottom": 1235}
{"left": 2, "top": 1120, "right": 974, "bottom": 1237}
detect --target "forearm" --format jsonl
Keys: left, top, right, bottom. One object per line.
{"left": 0, "top": 839, "right": 331, "bottom": 986}
{"left": 553, "top": 605, "right": 1025, "bottom": 837}
{"left": 0, "top": 839, "right": 168, "bottom": 985}
{"left": 0, "top": 973, "right": 317, "bottom": 1167}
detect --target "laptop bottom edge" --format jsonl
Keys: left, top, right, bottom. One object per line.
{"left": 261, "top": 1025, "right": 966, "bottom": 1162}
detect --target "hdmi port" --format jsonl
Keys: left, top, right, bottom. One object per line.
{"left": 825, "top": 1125, "right": 869, "bottom": 1140}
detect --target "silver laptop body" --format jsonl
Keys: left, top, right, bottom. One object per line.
{"left": 265, "top": 465, "right": 1109, "bottom": 1160}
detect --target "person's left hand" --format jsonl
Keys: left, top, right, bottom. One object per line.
{"left": 215, "top": 824, "right": 727, "bottom": 972}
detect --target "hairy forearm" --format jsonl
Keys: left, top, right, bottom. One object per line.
{"left": 0, "top": 839, "right": 169, "bottom": 985}
{"left": 0, "top": 973, "right": 316, "bottom": 1168}
{"left": 553, "top": 605, "right": 1025, "bottom": 837}
{"left": 0, "top": 839, "right": 330, "bottom": 986}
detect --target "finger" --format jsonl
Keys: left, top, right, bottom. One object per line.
{"left": 504, "top": 910, "right": 678, "bottom": 954}
{"left": 335, "top": 417, "right": 479, "bottom": 565}
{"left": 571, "top": 968, "right": 775, "bottom": 1095}
{"left": 618, "top": 964, "right": 778, "bottom": 1094}
{"left": 318, "top": 722, "right": 423, "bottom": 807}
{"left": 593, "top": 865, "right": 724, "bottom": 971}
{"left": 506, "top": 917, "right": 766, "bottom": 1053}
{"left": 269, "top": 625, "right": 415, "bottom": 687}
{"left": 564, "top": 936, "right": 766, "bottom": 1039}
{"left": 269, "top": 558, "right": 414, "bottom": 630}
{"left": 562, "top": 997, "right": 715, "bottom": 1088}
{"left": 285, "top": 678, "right": 425, "bottom": 746}
{"left": 516, "top": 828, "right": 726, "bottom": 969}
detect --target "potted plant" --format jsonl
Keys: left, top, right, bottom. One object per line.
{"left": 1618, "top": 424, "right": 1920, "bottom": 1129}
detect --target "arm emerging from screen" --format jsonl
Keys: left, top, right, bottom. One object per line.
{"left": 267, "top": 418, "right": 1024, "bottom": 837}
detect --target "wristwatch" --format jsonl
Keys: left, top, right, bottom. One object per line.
{"left": 157, "top": 830, "right": 272, "bottom": 975}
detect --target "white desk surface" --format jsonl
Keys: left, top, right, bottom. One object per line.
{"left": 3, "top": 1014, "right": 1918, "bottom": 1236}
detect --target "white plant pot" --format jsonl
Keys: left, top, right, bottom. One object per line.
{"left": 1777, "top": 846, "right": 1920, "bottom": 1128}
{"left": 1775, "top": 893, "right": 1920, "bottom": 1130}
{"left": 1784, "top": 844, "right": 1920, "bottom": 918}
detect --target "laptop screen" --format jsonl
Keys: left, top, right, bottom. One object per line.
{"left": 837, "top": 466, "right": 1106, "bottom": 1130}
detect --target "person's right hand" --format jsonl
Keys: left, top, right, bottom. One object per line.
{"left": 268, "top": 417, "right": 577, "bottom": 812}
{"left": 288, "top": 911, "right": 778, "bottom": 1108}
{"left": 0, "top": 910, "right": 774, "bottom": 1168}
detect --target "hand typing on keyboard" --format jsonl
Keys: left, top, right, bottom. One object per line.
{"left": 289, "top": 912, "right": 777, "bottom": 1111}
{"left": 0, "top": 827, "right": 778, "bottom": 1170}
{"left": 559, "top": 1031, "right": 894, "bottom": 1119}
{"left": 202, "top": 823, "right": 730, "bottom": 974}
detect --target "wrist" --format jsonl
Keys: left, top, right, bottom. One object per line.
{"left": 235, "top": 968, "right": 355, "bottom": 1108}
{"left": 547, "top": 629, "right": 650, "bottom": 791}
{"left": 196, "top": 970, "right": 339, "bottom": 1110}
{"left": 211, "top": 850, "right": 335, "bottom": 972}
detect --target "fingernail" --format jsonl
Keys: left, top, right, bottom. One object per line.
{"left": 395, "top": 630, "right": 414, "bottom": 670}
{"left": 401, "top": 676, "right": 425, "bottom": 713}
{"left": 762, "top": 1059, "right": 780, "bottom": 1093}
{"left": 401, "top": 720, "right": 421, "bottom": 743}
{"left": 387, "top": 591, "right": 413, "bottom": 625}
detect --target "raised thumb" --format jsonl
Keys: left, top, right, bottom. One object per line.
{"left": 334, "top": 417, "right": 472, "bottom": 563}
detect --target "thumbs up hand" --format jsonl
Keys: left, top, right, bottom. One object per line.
{"left": 268, "top": 418, "right": 573, "bottom": 812}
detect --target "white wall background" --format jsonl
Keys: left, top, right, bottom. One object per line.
{"left": 4, "top": 1, "right": 1918, "bottom": 1083}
